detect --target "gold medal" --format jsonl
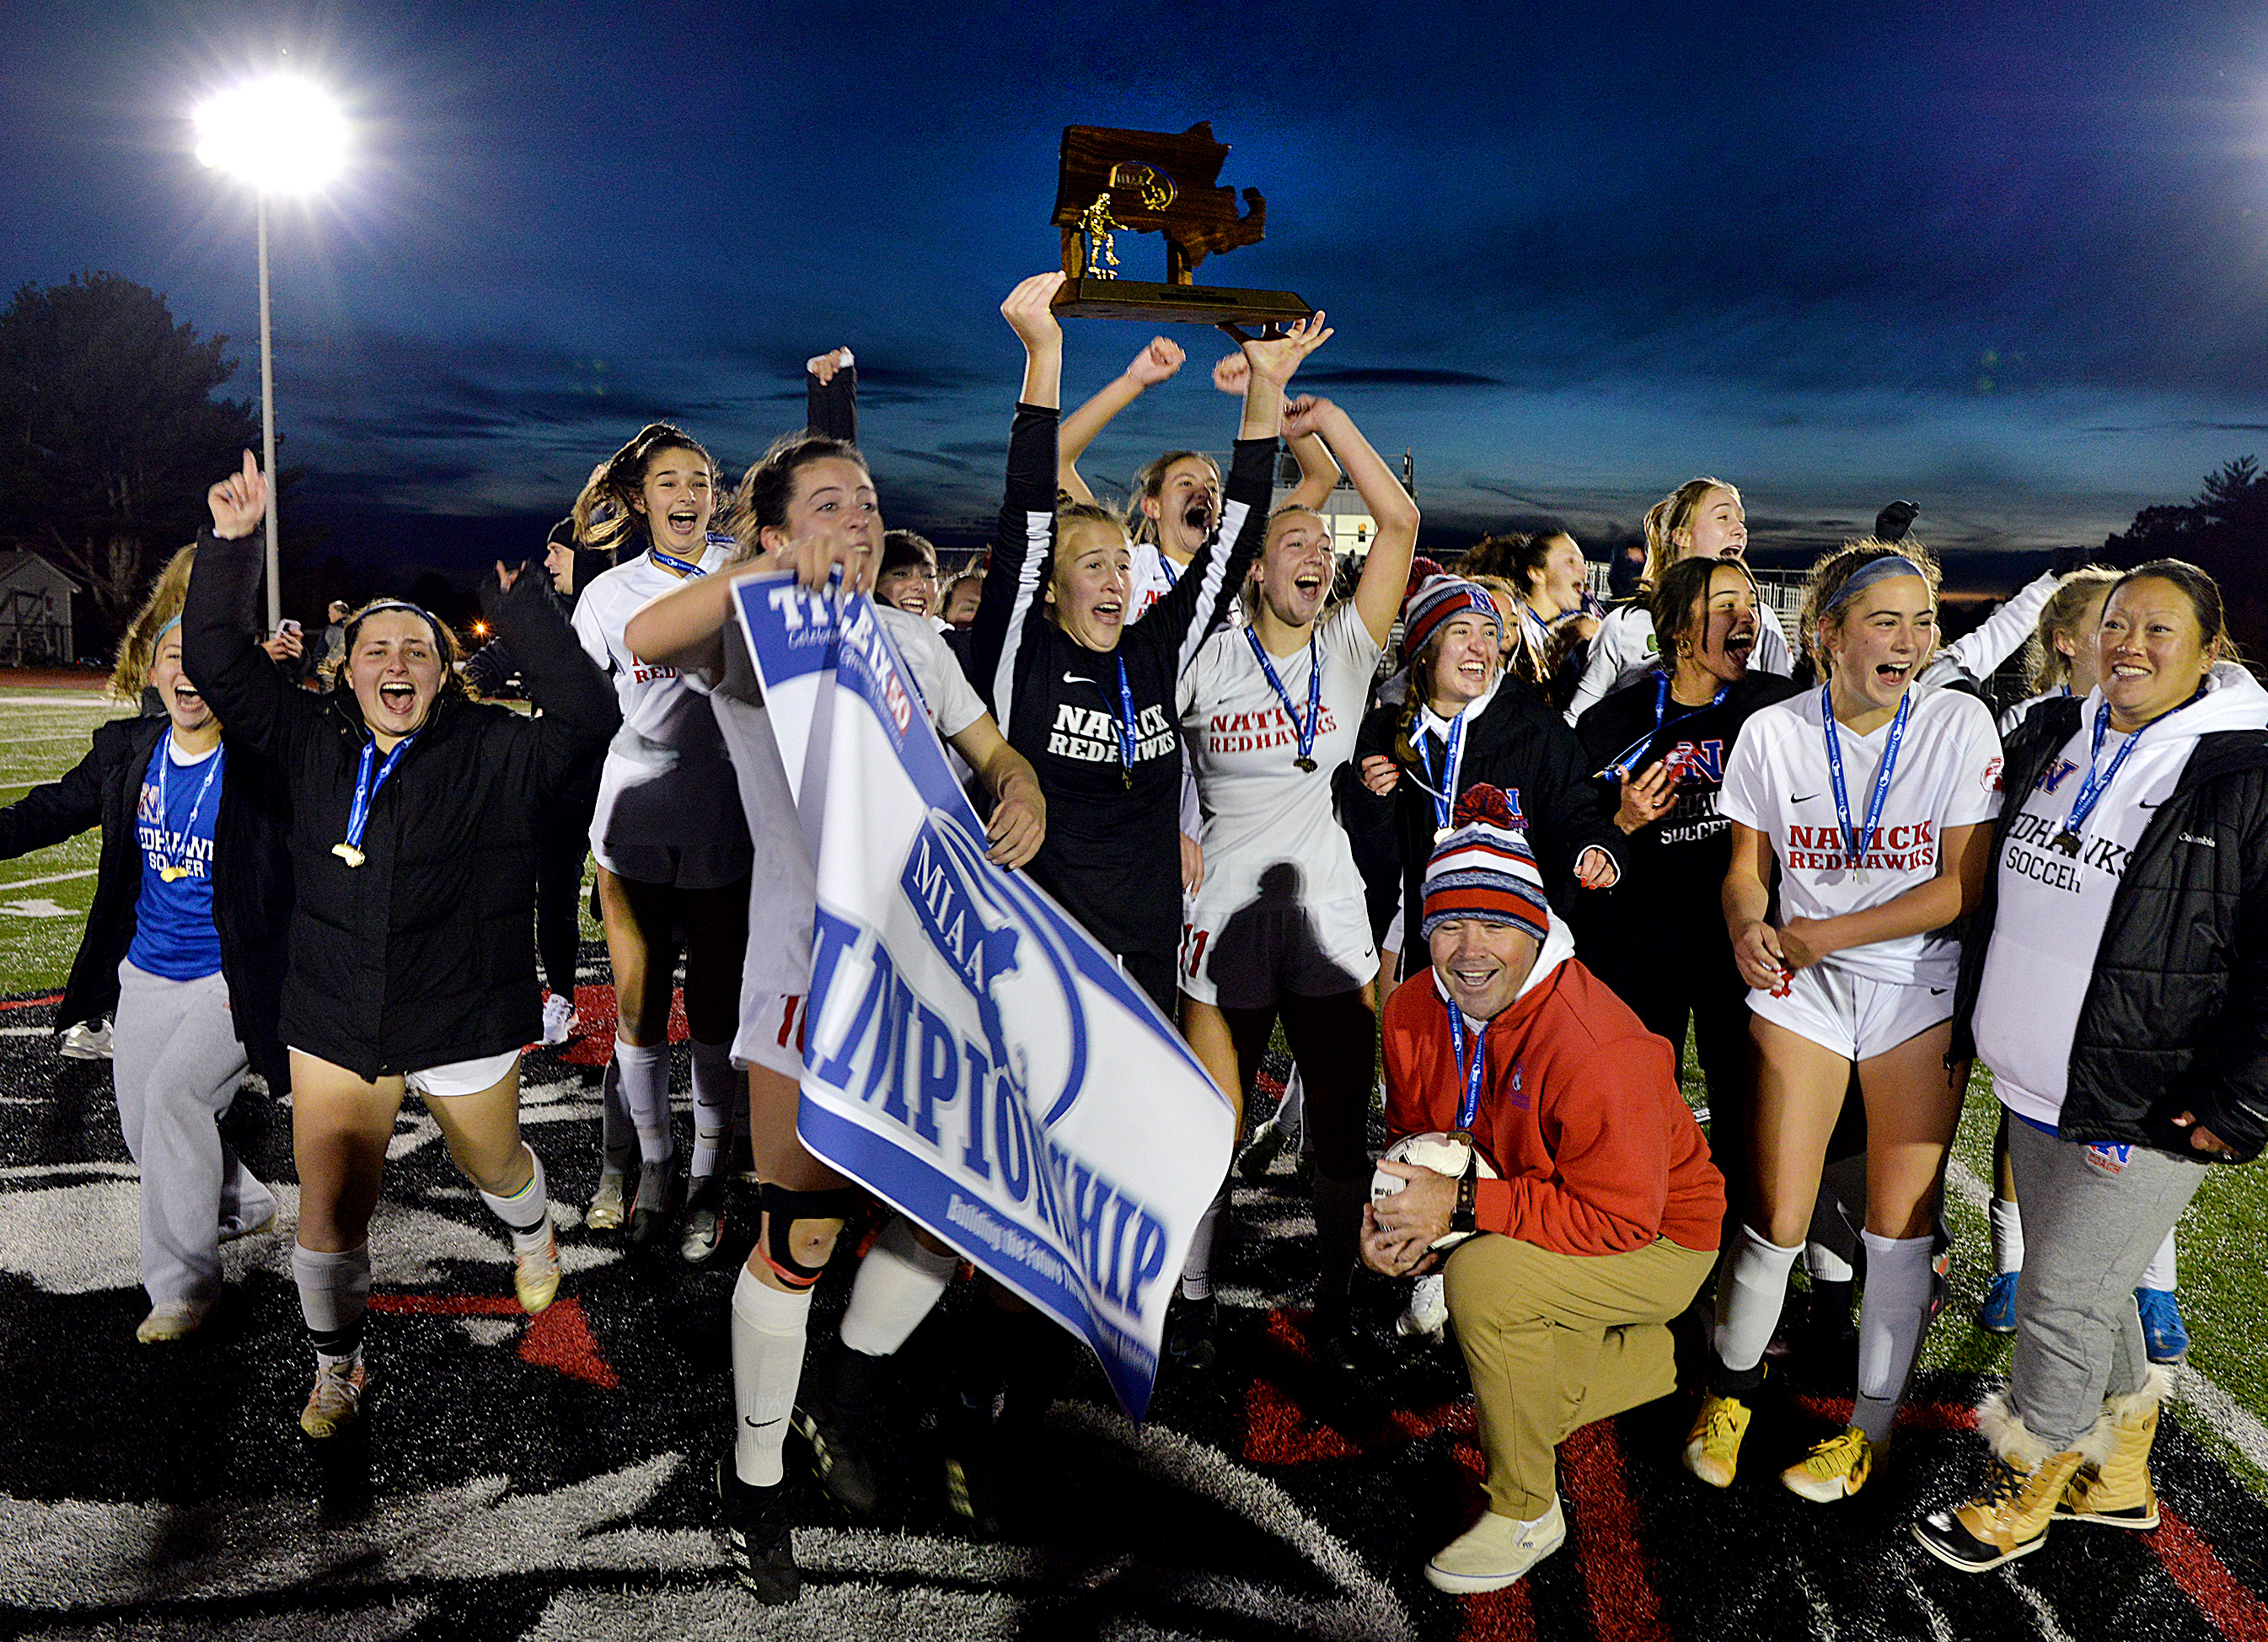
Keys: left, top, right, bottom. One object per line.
{"left": 158, "top": 866, "right": 190, "bottom": 883}
{"left": 332, "top": 841, "right": 367, "bottom": 867}
{"left": 1434, "top": 826, "right": 1453, "bottom": 845}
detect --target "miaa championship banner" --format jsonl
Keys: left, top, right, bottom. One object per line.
{"left": 735, "top": 571, "right": 1235, "bottom": 1419}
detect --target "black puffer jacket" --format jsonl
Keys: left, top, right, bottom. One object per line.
{"left": 0, "top": 713, "right": 293, "bottom": 1093}
{"left": 1951, "top": 695, "right": 2268, "bottom": 1163}
{"left": 185, "top": 529, "right": 619, "bottom": 1081}
{"left": 1349, "top": 675, "right": 1622, "bottom": 936}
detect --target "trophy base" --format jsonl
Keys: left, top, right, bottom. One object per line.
{"left": 1053, "top": 278, "right": 1313, "bottom": 326}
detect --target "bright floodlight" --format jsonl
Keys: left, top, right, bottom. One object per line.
{"left": 194, "top": 76, "right": 346, "bottom": 192}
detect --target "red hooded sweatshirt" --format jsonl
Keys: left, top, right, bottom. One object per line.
{"left": 1383, "top": 955, "right": 1724, "bottom": 1256}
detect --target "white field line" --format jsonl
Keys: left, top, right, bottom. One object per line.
{"left": 0, "top": 869, "right": 97, "bottom": 891}
{"left": 1945, "top": 1155, "right": 2268, "bottom": 1474}
{"left": 2002, "top": 1570, "right": 2078, "bottom": 1642}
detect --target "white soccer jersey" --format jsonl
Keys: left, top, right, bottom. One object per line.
{"left": 1975, "top": 668, "right": 2268, "bottom": 1124}
{"left": 1717, "top": 683, "right": 2003, "bottom": 987}
{"left": 1565, "top": 598, "right": 1793, "bottom": 725}
{"left": 572, "top": 546, "right": 748, "bottom": 880}
{"left": 708, "top": 596, "right": 987, "bottom": 1001}
{"left": 1179, "top": 602, "right": 1382, "bottom": 920}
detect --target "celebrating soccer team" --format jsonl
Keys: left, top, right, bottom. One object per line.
{"left": 12, "top": 268, "right": 2268, "bottom": 1604}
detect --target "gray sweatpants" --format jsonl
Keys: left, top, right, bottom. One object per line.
{"left": 2007, "top": 1113, "right": 2205, "bottom": 1446}
{"left": 112, "top": 960, "right": 275, "bottom": 1307}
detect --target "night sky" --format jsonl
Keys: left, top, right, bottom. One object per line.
{"left": 9, "top": 2, "right": 2268, "bottom": 594}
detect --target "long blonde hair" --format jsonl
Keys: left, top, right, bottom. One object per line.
{"left": 110, "top": 545, "right": 196, "bottom": 700}
{"left": 2022, "top": 566, "right": 2122, "bottom": 695}
{"left": 1639, "top": 478, "right": 1738, "bottom": 593}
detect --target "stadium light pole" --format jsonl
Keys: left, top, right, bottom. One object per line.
{"left": 193, "top": 75, "right": 346, "bottom": 631}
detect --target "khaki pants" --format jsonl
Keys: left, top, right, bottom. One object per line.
{"left": 1445, "top": 1232, "right": 1717, "bottom": 1520}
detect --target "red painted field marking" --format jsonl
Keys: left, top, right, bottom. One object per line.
{"left": 0, "top": 993, "right": 62, "bottom": 1011}
{"left": 1562, "top": 1423, "right": 1673, "bottom": 1642}
{"left": 367, "top": 1293, "right": 619, "bottom": 1387}
{"left": 558, "top": 984, "right": 687, "bottom": 1065}
{"left": 2149, "top": 1506, "right": 2268, "bottom": 1641}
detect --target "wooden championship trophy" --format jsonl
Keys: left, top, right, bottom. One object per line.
{"left": 1051, "top": 121, "right": 1314, "bottom": 331}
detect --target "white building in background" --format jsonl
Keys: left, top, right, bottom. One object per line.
{"left": 0, "top": 553, "right": 76, "bottom": 665}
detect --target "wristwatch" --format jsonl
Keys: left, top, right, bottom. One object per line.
{"left": 1451, "top": 1162, "right": 1478, "bottom": 1237}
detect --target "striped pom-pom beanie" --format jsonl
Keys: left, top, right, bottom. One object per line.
{"left": 1403, "top": 574, "right": 1500, "bottom": 658}
{"left": 1421, "top": 783, "right": 1550, "bottom": 947}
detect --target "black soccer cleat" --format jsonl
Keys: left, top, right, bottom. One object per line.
{"left": 716, "top": 1456, "right": 798, "bottom": 1604}
{"left": 793, "top": 1363, "right": 881, "bottom": 1518}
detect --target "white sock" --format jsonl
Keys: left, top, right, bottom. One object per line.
{"left": 478, "top": 1144, "right": 553, "bottom": 1253}
{"left": 2141, "top": 1228, "right": 2178, "bottom": 1293}
{"left": 1989, "top": 1197, "right": 2024, "bottom": 1275}
{"left": 689, "top": 1038, "right": 736, "bottom": 1181}
{"left": 292, "top": 1239, "right": 372, "bottom": 1357}
{"left": 1180, "top": 1175, "right": 1231, "bottom": 1301}
{"left": 598, "top": 1058, "right": 634, "bottom": 1169}
{"left": 1713, "top": 1225, "right": 1802, "bottom": 1374}
{"left": 839, "top": 1216, "right": 959, "bottom": 1357}
{"left": 731, "top": 1264, "right": 812, "bottom": 1486}
{"left": 614, "top": 1038, "right": 673, "bottom": 1165}
{"left": 1852, "top": 1231, "right": 1936, "bottom": 1444}
{"left": 1276, "top": 1067, "right": 1305, "bottom": 1138}
{"left": 1804, "top": 1239, "right": 1855, "bottom": 1285}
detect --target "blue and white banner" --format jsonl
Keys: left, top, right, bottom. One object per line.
{"left": 736, "top": 571, "right": 1235, "bottom": 1419}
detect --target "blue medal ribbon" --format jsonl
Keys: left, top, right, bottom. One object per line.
{"left": 153, "top": 736, "right": 224, "bottom": 883}
{"left": 1820, "top": 681, "right": 1911, "bottom": 879}
{"left": 1444, "top": 994, "right": 1488, "bottom": 1140}
{"left": 1111, "top": 655, "right": 1139, "bottom": 790}
{"left": 647, "top": 546, "right": 708, "bottom": 579}
{"left": 1412, "top": 711, "right": 1468, "bottom": 839}
{"left": 1243, "top": 627, "right": 1322, "bottom": 772}
{"left": 333, "top": 732, "right": 419, "bottom": 867}
{"left": 1155, "top": 553, "right": 1180, "bottom": 591}
{"left": 1600, "top": 670, "right": 1729, "bottom": 784}
{"left": 2054, "top": 686, "right": 2206, "bottom": 853}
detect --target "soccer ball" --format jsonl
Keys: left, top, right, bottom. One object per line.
{"left": 1370, "top": 1131, "right": 1500, "bottom": 1251}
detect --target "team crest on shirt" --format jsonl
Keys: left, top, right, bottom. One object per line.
{"left": 1982, "top": 755, "right": 2003, "bottom": 792}
{"left": 2038, "top": 757, "right": 2081, "bottom": 794}
{"left": 1663, "top": 739, "right": 1726, "bottom": 786}
{"left": 2084, "top": 1141, "right": 2132, "bottom": 1175}
{"left": 136, "top": 781, "right": 163, "bottom": 825}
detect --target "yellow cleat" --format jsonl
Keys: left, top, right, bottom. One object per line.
{"left": 1683, "top": 1391, "right": 1752, "bottom": 1489}
{"left": 1783, "top": 1425, "right": 1875, "bottom": 1502}
{"left": 299, "top": 1355, "right": 368, "bottom": 1439}
{"left": 586, "top": 1170, "right": 628, "bottom": 1232}
{"left": 515, "top": 1225, "right": 561, "bottom": 1315}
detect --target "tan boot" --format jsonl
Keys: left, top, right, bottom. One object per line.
{"left": 1912, "top": 1390, "right": 2110, "bottom": 1573}
{"left": 2058, "top": 1365, "right": 2169, "bottom": 1530}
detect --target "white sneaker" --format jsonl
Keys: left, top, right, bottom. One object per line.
{"left": 1397, "top": 1272, "right": 1449, "bottom": 1341}
{"left": 60, "top": 1021, "right": 112, "bottom": 1060}
{"left": 540, "top": 993, "right": 576, "bottom": 1046}
{"left": 137, "top": 1298, "right": 212, "bottom": 1344}
{"left": 1425, "top": 1497, "right": 1567, "bottom": 1593}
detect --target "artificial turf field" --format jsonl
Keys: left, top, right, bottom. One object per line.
{"left": 2, "top": 679, "right": 2267, "bottom": 1639}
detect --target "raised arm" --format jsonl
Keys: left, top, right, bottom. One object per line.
{"left": 806, "top": 347, "right": 858, "bottom": 443}
{"left": 1213, "top": 349, "right": 1341, "bottom": 510}
{"left": 1283, "top": 395, "right": 1417, "bottom": 648}
{"left": 1058, "top": 336, "right": 1184, "bottom": 503}
{"left": 967, "top": 274, "right": 1070, "bottom": 727}
{"left": 1922, "top": 568, "right": 2060, "bottom": 688}
{"left": 483, "top": 560, "right": 619, "bottom": 797}
{"left": 184, "top": 451, "right": 299, "bottom": 758}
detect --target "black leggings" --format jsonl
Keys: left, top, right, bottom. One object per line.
{"left": 1216, "top": 991, "right": 1375, "bottom": 1183}
{"left": 534, "top": 770, "right": 600, "bottom": 1000}
{"left": 1597, "top": 936, "right": 1751, "bottom": 1226}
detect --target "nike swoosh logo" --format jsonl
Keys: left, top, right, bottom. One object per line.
{"left": 1929, "top": 987, "right": 1947, "bottom": 996}
{"left": 1064, "top": 672, "right": 1096, "bottom": 686}
{"left": 1791, "top": 793, "right": 1820, "bottom": 805}
{"left": 2139, "top": 799, "right": 2163, "bottom": 809}
{"left": 743, "top": 1415, "right": 785, "bottom": 1430}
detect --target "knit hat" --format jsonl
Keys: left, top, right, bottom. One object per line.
{"left": 1420, "top": 784, "right": 1551, "bottom": 947}
{"left": 1403, "top": 574, "right": 1501, "bottom": 658}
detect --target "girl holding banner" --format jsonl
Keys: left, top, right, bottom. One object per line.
{"left": 1174, "top": 392, "right": 1418, "bottom": 1371}
{"left": 622, "top": 424, "right": 1045, "bottom": 1604}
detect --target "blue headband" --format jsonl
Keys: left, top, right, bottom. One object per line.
{"left": 1824, "top": 554, "right": 1927, "bottom": 613}
{"left": 155, "top": 614, "right": 183, "bottom": 642}
{"left": 349, "top": 600, "right": 448, "bottom": 652}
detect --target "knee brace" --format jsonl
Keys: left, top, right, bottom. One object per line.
{"left": 756, "top": 1182, "right": 864, "bottom": 1288}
